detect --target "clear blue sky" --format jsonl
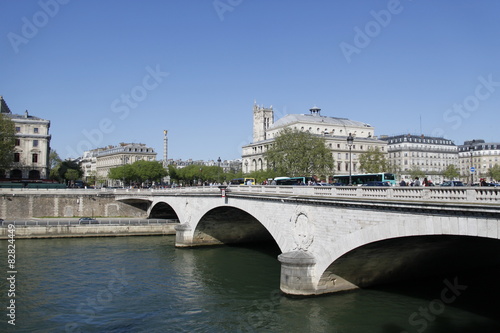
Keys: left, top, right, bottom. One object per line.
{"left": 2, "top": 0, "right": 500, "bottom": 161}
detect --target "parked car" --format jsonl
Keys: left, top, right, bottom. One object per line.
{"left": 440, "top": 181, "right": 464, "bottom": 187}
{"left": 78, "top": 217, "right": 99, "bottom": 224}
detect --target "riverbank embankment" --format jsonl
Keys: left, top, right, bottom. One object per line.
{"left": 0, "top": 188, "right": 148, "bottom": 220}
{"left": 0, "top": 218, "right": 178, "bottom": 239}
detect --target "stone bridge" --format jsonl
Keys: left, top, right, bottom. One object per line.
{"left": 116, "top": 185, "right": 500, "bottom": 296}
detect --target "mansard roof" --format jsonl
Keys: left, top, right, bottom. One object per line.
{"left": 270, "top": 113, "right": 373, "bottom": 130}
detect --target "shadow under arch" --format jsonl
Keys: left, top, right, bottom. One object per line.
{"left": 149, "top": 201, "right": 179, "bottom": 219}
{"left": 319, "top": 235, "right": 500, "bottom": 291}
{"left": 194, "top": 206, "right": 278, "bottom": 247}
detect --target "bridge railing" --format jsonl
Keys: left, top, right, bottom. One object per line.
{"left": 22, "top": 185, "right": 497, "bottom": 204}
{"left": 225, "top": 185, "right": 500, "bottom": 203}
{"left": 0, "top": 186, "right": 221, "bottom": 195}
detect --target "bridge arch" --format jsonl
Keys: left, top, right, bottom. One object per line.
{"left": 314, "top": 217, "right": 500, "bottom": 294}
{"left": 149, "top": 201, "right": 179, "bottom": 219}
{"left": 185, "top": 206, "right": 278, "bottom": 247}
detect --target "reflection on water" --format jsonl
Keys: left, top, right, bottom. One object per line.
{"left": 1, "top": 236, "right": 499, "bottom": 333}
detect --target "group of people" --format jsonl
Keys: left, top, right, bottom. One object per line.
{"left": 399, "top": 177, "right": 433, "bottom": 187}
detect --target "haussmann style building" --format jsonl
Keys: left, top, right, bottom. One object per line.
{"left": 380, "top": 134, "right": 458, "bottom": 184}
{"left": 0, "top": 96, "right": 51, "bottom": 180}
{"left": 458, "top": 139, "right": 500, "bottom": 184}
{"left": 81, "top": 143, "right": 157, "bottom": 186}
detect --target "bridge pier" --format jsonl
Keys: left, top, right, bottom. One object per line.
{"left": 278, "top": 251, "right": 318, "bottom": 295}
{"left": 174, "top": 223, "right": 193, "bottom": 247}
{"left": 278, "top": 251, "right": 359, "bottom": 296}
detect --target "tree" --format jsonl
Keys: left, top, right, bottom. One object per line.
{"left": 442, "top": 164, "right": 460, "bottom": 180}
{"left": 487, "top": 165, "right": 500, "bottom": 181}
{"left": 132, "top": 160, "right": 167, "bottom": 183}
{"left": 108, "top": 160, "right": 167, "bottom": 186}
{"left": 65, "top": 169, "right": 80, "bottom": 183}
{"left": 408, "top": 165, "right": 425, "bottom": 180}
{"left": 49, "top": 159, "right": 82, "bottom": 183}
{"left": 48, "top": 150, "right": 62, "bottom": 171}
{"left": 0, "top": 113, "right": 15, "bottom": 170}
{"left": 264, "top": 128, "right": 334, "bottom": 177}
{"left": 358, "top": 147, "right": 389, "bottom": 173}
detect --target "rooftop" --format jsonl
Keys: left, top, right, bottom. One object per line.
{"left": 270, "top": 113, "right": 373, "bottom": 130}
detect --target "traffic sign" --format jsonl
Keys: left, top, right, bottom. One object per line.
{"left": 470, "top": 167, "right": 476, "bottom": 173}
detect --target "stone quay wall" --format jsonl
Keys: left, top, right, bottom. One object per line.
{"left": 0, "top": 189, "right": 148, "bottom": 220}
{"left": 0, "top": 224, "right": 176, "bottom": 239}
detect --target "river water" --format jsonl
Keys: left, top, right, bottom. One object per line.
{"left": 1, "top": 236, "right": 499, "bottom": 333}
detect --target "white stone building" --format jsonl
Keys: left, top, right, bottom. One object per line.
{"left": 242, "top": 104, "right": 387, "bottom": 176}
{"left": 0, "top": 96, "right": 51, "bottom": 180}
{"left": 380, "top": 134, "right": 458, "bottom": 184}
{"left": 458, "top": 140, "right": 500, "bottom": 183}
{"left": 81, "top": 143, "right": 157, "bottom": 186}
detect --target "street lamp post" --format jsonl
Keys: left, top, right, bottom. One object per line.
{"left": 347, "top": 133, "right": 354, "bottom": 186}
{"left": 217, "top": 157, "right": 221, "bottom": 184}
{"left": 469, "top": 140, "right": 476, "bottom": 186}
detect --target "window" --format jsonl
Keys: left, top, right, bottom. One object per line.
{"left": 33, "top": 140, "right": 38, "bottom": 147}
{"left": 15, "top": 139, "right": 20, "bottom": 146}
{"left": 34, "top": 128, "right": 39, "bottom": 133}
{"left": 15, "top": 127, "right": 20, "bottom": 133}
{"left": 32, "top": 153, "right": 38, "bottom": 163}
{"left": 14, "top": 153, "right": 20, "bottom": 162}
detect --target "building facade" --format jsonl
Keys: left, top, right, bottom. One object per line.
{"left": 458, "top": 140, "right": 500, "bottom": 184}
{"left": 0, "top": 96, "right": 51, "bottom": 180}
{"left": 242, "top": 104, "right": 387, "bottom": 177}
{"left": 81, "top": 143, "right": 157, "bottom": 186}
{"left": 380, "top": 134, "right": 458, "bottom": 184}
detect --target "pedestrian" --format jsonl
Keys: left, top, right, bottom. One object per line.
{"left": 414, "top": 177, "right": 421, "bottom": 186}
{"left": 399, "top": 178, "right": 407, "bottom": 186}
{"left": 423, "top": 177, "right": 429, "bottom": 186}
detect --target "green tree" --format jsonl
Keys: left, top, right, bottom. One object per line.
{"left": 408, "top": 165, "right": 425, "bottom": 180}
{"left": 49, "top": 159, "right": 82, "bottom": 183}
{"left": 358, "top": 147, "right": 389, "bottom": 173}
{"left": 109, "top": 161, "right": 167, "bottom": 185}
{"left": 132, "top": 160, "right": 167, "bottom": 183}
{"left": 264, "top": 128, "right": 334, "bottom": 177}
{"left": 65, "top": 169, "right": 80, "bottom": 182}
{"left": 0, "top": 113, "right": 16, "bottom": 169}
{"left": 487, "top": 164, "right": 500, "bottom": 181}
{"left": 108, "top": 164, "right": 135, "bottom": 184}
{"left": 442, "top": 164, "right": 460, "bottom": 180}
{"left": 48, "top": 150, "right": 62, "bottom": 171}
